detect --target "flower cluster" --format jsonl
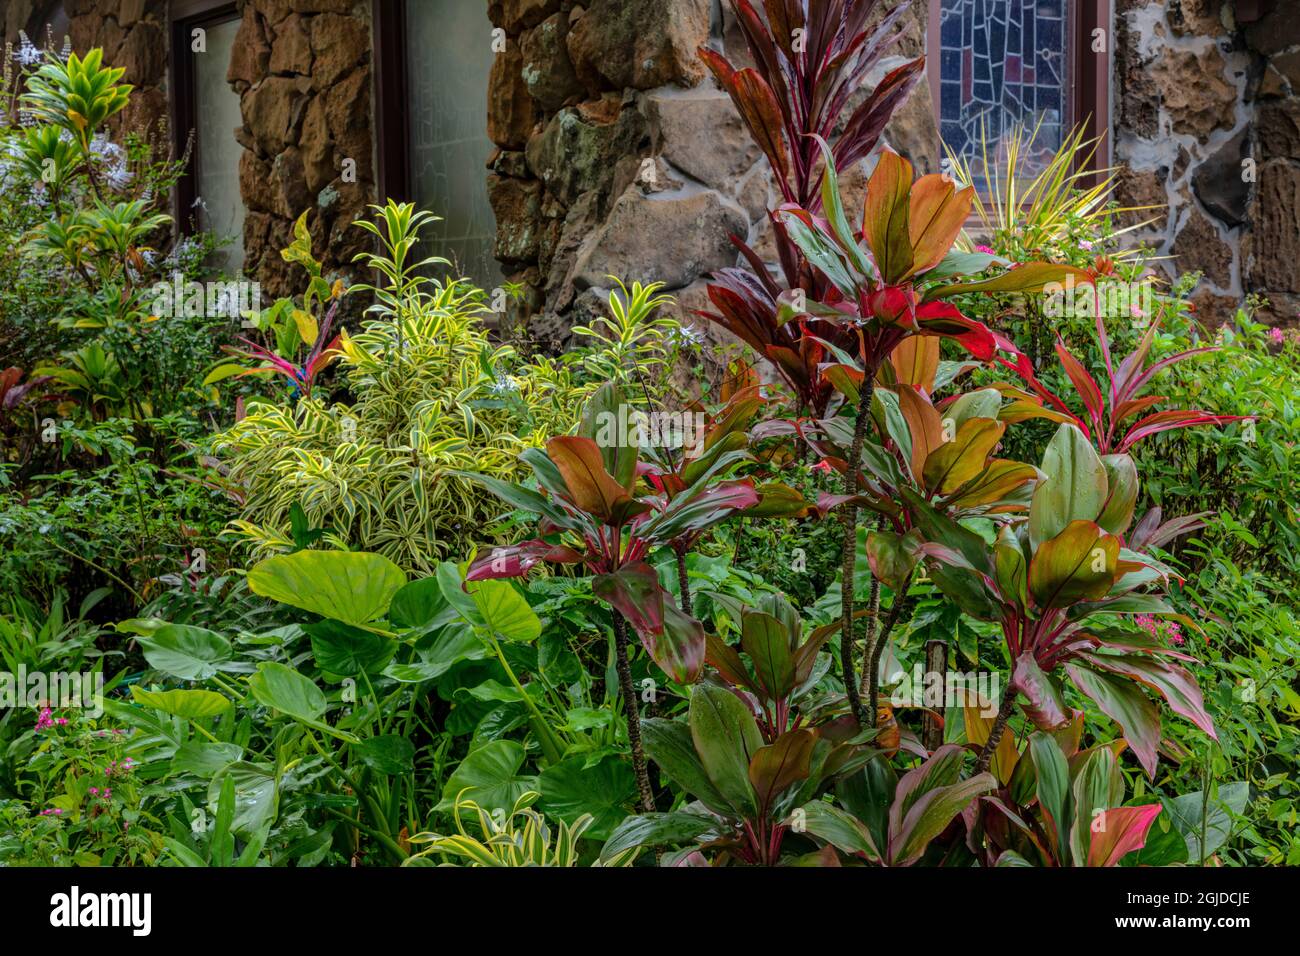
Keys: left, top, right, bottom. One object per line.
{"left": 104, "top": 757, "right": 135, "bottom": 777}
{"left": 1135, "top": 613, "right": 1185, "bottom": 646}
{"left": 35, "top": 707, "right": 69, "bottom": 731}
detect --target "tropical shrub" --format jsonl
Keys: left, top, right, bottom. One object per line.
{"left": 214, "top": 204, "right": 596, "bottom": 574}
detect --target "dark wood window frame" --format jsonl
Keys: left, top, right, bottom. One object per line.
{"left": 373, "top": 0, "right": 413, "bottom": 206}
{"left": 169, "top": 0, "right": 240, "bottom": 237}
{"left": 925, "top": 0, "right": 1112, "bottom": 185}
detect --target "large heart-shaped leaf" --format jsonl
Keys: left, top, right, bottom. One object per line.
{"left": 538, "top": 754, "right": 637, "bottom": 840}
{"left": 355, "top": 735, "right": 415, "bottom": 775}
{"left": 248, "top": 550, "right": 406, "bottom": 626}
{"left": 305, "top": 620, "right": 396, "bottom": 677}
{"left": 131, "top": 686, "right": 231, "bottom": 720}
{"left": 208, "top": 761, "right": 277, "bottom": 839}
{"left": 248, "top": 661, "right": 357, "bottom": 743}
{"left": 433, "top": 740, "right": 535, "bottom": 815}
{"left": 468, "top": 579, "right": 541, "bottom": 643}
{"left": 133, "top": 623, "right": 234, "bottom": 681}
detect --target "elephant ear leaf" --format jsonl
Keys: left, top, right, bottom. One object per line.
{"left": 248, "top": 550, "right": 406, "bottom": 626}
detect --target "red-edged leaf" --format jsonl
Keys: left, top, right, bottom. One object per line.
{"left": 1087, "top": 805, "right": 1163, "bottom": 867}
{"left": 1055, "top": 338, "right": 1104, "bottom": 433}
{"left": 466, "top": 541, "right": 584, "bottom": 581}
{"left": 1013, "top": 652, "right": 1071, "bottom": 730}
{"left": 1066, "top": 664, "right": 1162, "bottom": 778}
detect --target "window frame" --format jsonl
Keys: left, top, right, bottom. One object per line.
{"left": 169, "top": 0, "right": 240, "bottom": 240}
{"left": 373, "top": 0, "right": 413, "bottom": 205}
{"left": 926, "top": 0, "right": 1112, "bottom": 186}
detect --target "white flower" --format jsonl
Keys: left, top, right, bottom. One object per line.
{"left": 488, "top": 375, "right": 519, "bottom": 396}
{"left": 105, "top": 163, "right": 132, "bottom": 190}
{"left": 668, "top": 323, "right": 704, "bottom": 348}
{"left": 14, "top": 32, "right": 42, "bottom": 66}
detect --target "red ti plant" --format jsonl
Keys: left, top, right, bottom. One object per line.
{"left": 907, "top": 420, "right": 1217, "bottom": 780}
{"left": 638, "top": 381, "right": 813, "bottom": 614}
{"left": 457, "top": 385, "right": 765, "bottom": 812}
{"left": 698, "top": 0, "right": 927, "bottom": 418}
{"left": 703, "top": 593, "right": 835, "bottom": 742}
{"left": 778, "top": 146, "right": 1090, "bottom": 727}
{"left": 221, "top": 298, "right": 343, "bottom": 401}
{"left": 995, "top": 316, "right": 1247, "bottom": 455}
{"left": 599, "top": 683, "right": 875, "bottom": 865}
{"left": 965, "top": 718, "right": 1168, "bottom": 867}
{"left": 809, "top": 357, "right": 1040, "bottom": 719}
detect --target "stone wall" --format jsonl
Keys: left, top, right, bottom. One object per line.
{"left": 3, "top": 0, "right": 172, "bottom": 148}
{"left": 485, "top": 0, "right": 937, "bottom": 349}
{"left": 1114, "top": 0, "right": 1300, "bottom": 326}
{"left": 229, "top": 0, "right": 377, "bottom": 297}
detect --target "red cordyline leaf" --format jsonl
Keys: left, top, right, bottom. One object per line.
{"left": 697, "top": 0, "right": 925, "bottom": 416}
{"left": 465, "top": 540, "right": 584, "bottom": 581}
{"left": 1087, "top": 805, "right": 1163, "bottom": 867}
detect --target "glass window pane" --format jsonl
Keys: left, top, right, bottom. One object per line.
{"left": 937, "top": 0, "right": 1069, "bottom": 190}
{"left": 194, "top": 16, "right": 245, "bottom": 273}
{"left": 405, "top": 1, "right": 503, "bottom": 290}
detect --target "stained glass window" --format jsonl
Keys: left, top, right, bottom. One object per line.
{"left": 937, "top": 0, "right": 1069, "bottom": 188}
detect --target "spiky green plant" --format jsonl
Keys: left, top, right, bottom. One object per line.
{"left": 405, "top": 791, "right": 638, "bottom": 867}
{"left": 945, "top": 120, "right": 1157, "bottom": 260}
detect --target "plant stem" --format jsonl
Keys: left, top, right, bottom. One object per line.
{"left": 612, "top": 610, "right": 655, "bottom": 813}
{"left": 975, "top": 680, "right": 1019, "bottom": 776}
{"left": 865, "top": 570, "right": 916, "bottom": 725}
{"left": 839, "top": 376, "right": 875, "bottom": 727}
{"left": 857, "top": 574, "right": 881, "bottom": 699}
{"left": 674, "top": 545, "right": 692, "bottom": 617}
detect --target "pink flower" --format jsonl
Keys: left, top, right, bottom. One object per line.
{"left": 812, "top": 459, "right": 833, "bottom": 473}
{"left": 975, "top": 244, "right": 996, "bottom": 255}
{"left": 1269, "top": 327, "right": 1285, "bottom": 344}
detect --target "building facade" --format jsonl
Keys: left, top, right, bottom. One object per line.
{"left": 4, "top": 0, "right": 1298, "bottom": 333}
